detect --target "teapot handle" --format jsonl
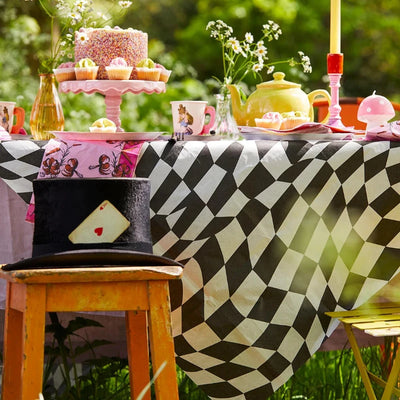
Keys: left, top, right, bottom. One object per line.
{"left": 308, "top": 90, "right": 331, "bottom": 124}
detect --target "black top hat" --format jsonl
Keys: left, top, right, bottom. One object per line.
{"left": 2, "top": 178, "right": 182, "bottom": 271}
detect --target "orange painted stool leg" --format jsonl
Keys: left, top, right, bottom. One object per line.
{"left": 126, "top": 310, "right": 151, "bottom": 400}
{"left": 148, "top": 281, "right": 179, "bottom": 400}
{"left": 21, "top": 284, "right": 46, "bottom": 400}
{"left": 2, "top": 282, "right": 46, "bottom": 400}
{"left": 2, "top": 282, "right": 24, "bottom": 400}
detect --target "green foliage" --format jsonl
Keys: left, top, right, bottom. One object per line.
{"left": 3, "top": 0, "right": 400, "bottom": 133}
{"left": 43, "top": 313, "right": 113, "bottom": 399}
{"left": 269, "top": 346, "right": 386, "bottom": 400}
{"left": 41, "top": 313, "right": 209, "bottom": 400}
{"left": 39, "top": 312, "right": 400, "bottom": 400}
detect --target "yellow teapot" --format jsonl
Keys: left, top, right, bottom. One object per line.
{"left": 227, "top": 72, "right": 331, "bottom": 126}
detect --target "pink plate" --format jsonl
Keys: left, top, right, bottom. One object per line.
{"left": 51, "top": 131, "right": 163, "bottom": 141}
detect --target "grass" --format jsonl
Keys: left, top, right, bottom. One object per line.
{"left": 42, "top": 346, "right": 393, "bottom": 400}
{"left": 41, "top": 315, "right": 397, "bottom": 399}
{"left": 270, "top": 345, "right": 386, "bottom": 400}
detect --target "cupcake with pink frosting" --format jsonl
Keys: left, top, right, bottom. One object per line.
{"left": 53, "top": 62, "right": 76, "bottom": 82}
{"left": 105, "top": 57, "right": 133, "bottom": 80}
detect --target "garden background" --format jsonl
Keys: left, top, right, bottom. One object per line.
{"left": 1, "top": 1, "right": 400, "bottom": 399}
{"left": 1, "top": 0, "right": 400, "bottom": 134}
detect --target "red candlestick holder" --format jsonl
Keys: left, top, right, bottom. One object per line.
{"left": 327, "top": 53, "right": 346, "bottom": 128}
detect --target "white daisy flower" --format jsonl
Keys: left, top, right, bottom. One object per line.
{"left": 74, "top": 0, "right": 88, "bottom": 12}
{"left": 227, "top": 37, "right": 240, "bottom": 50}
{"left": 252, "top": 63, "right": 263, "bottom": 72}
{"left": 255, "top": 45, "right": 267, "bottom": 57}
{"left": 245, "top": 32, "right": 254, "bottom": 44}
{"left": 231, "top": 40, "right": 242, "bottom": 54}
{"left": 76, "top": 31, "right": 88, "bottom": 44}
{"left": 68, "top": 12, "right": 82, "bottom": 23}
{"left": 119, "top": 1, "right": 132, "bottom": 8}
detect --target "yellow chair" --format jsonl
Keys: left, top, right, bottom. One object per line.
{"left": 314, "top": 97, "right": 400, "bottom": 130}
{"left": 326, "top": 303, "right": 400, "bottom": 400}
{"left": 0, "top": 264, "right": 183, "bottom": 400}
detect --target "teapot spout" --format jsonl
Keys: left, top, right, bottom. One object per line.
{"left": 227, "top": 84, "right": 247, "bottom": 126}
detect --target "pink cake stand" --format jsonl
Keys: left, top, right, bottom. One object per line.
{"left": 59, "top": 80, "right": 166, "bottom": 132}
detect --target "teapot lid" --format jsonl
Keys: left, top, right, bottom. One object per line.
{"left": 257, "top": 72, "right": 301, "bottom": 89}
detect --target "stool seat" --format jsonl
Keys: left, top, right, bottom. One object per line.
{"left": 326, "top": 303, "right": 400, "bottom": 400}
{"left": 0, "top": 264, "right": 183, "bottom": 400}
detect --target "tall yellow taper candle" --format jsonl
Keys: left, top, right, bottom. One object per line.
{"left": 330, "top": 0, "right": 341, "bottom": 53}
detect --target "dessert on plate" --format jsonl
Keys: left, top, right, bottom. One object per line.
{"left": 136, "top": 58, "right": 161, "bottom": 81}
{"left": 105, "top": 57, "right": 133, "bottom": 80}
{"left": 155, "top": 63, "right": 171, "bottom": 83}
{"left": 75, "top": 27, "right": 148, "bottom": 80}
{"left": 53, "top": 62, "right": 76, "bottom": 82}
{"left": 75, "top": 58, "right": 99, "bottom": 80}
{"left": 255, "top": 112, "right": 283, "bottom": 130}
{"left": 279, "top": 111, "right": 310, "bottom": 130}
{"left": 89, "top": 118, "right": 117, "bottom": 133}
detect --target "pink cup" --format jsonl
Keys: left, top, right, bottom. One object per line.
{"left": 171, "top": 101, "right": 216, "bottom": 136}
{"left": 0, "top": 101, "right": 25, "bottom": 134}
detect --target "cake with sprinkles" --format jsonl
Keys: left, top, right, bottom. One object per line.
{"left": 75, "top": 27, "right": 148, "bottom": 80}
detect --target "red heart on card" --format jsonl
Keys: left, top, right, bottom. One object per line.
{"left": 94, "top": 227, "right": 103, "bottom": 236}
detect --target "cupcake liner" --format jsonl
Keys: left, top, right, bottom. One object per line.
{"left": 53, "top": 68, "right": 76, "bottom": 83}
{"left": 135, "top": 67, "right": 161, "bottom": 81}
{"left": 159, "top": 69, "right": 171, "bottom": 83}
{"left": 75, "top": 66, "right": 99, "bottom": 80}
{"left": 105, "top": 66, "right": 133, "bottom": 80}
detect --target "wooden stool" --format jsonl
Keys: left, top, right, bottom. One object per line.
{"left": 0, "top": 265, "right": 183, "bottom": 400}
{"left": 326, "top": 303, "right": 400, "bottom": 400}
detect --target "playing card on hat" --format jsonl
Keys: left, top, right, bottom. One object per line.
{"left": 68, "top": 200, "right": 130, "bottom": 244}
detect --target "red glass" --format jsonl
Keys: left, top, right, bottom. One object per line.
{"left": 327, "top": 53, "right": 344, "bottom": 74}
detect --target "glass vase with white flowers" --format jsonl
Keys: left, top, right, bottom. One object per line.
{"left": 206, "top": 19, "right": 312, "bottom": 94}
{"left": 25, "top": 0, "right": 133, "bottom": 73}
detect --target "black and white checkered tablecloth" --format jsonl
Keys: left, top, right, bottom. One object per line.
{"left": 1, "top": 138, "right": 400, "bottom": 399}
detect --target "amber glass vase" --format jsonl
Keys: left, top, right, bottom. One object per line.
{"left": 30, "top": 73, "right": 64, "bottom": 140}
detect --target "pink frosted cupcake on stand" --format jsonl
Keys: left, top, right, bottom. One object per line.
{"left": 106, "top": 57, "right": 133, "bottom": 80}
{"left": 53, "top": 62, "right": 76, "bottom": 83}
